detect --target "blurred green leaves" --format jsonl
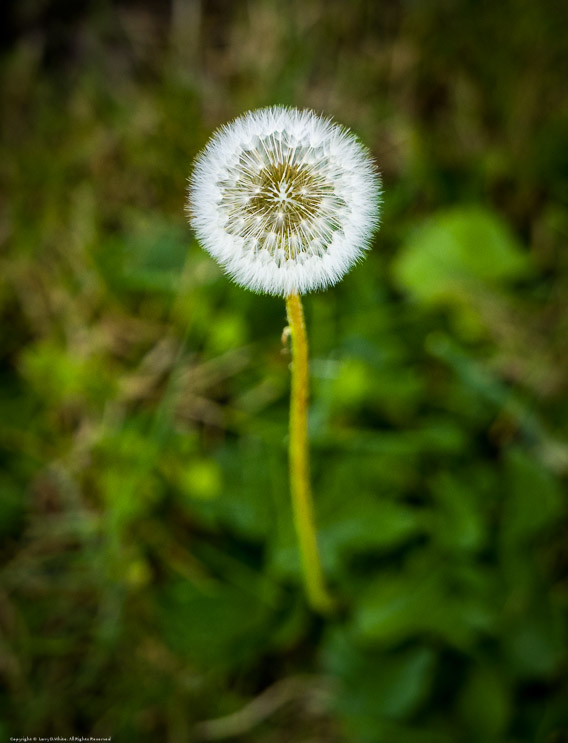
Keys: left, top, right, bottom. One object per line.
{"left": 393, "top": 206, "right": 530, "bottom": 306}
{"left": 159, "top": 579, "right": 272, "bottom": 671}
{"left": 392, "top": 207, "right": 531, "bottom": 338}
{"left": 21, "top": 339, "right": 115, "bottom": 408}
{"left": 177, "top": 457, "right": 223, "bottom": 501}
{"left": 97, "top": 212, "right": 189, "bottom": 296}
{"left": 325, "top": 631, "right": 436, "bottom": 739}
{"left": 458, "top": 664, "right": 511, "bottom": 740}
{"left": 501, "top": 447, "right": 564, "bottom": 548}
{"left": 1, "top": 1, "right": 568, "bottom": 741}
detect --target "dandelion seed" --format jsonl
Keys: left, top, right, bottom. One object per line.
{"left": 187, "top": 106, "right": 381, "bottom": 296}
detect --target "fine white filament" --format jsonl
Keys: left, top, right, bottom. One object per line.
{"left": 188, "top": 106, "right": 381, "bottom": 296}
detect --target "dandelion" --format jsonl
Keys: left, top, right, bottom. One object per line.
{"left": 189, "top": 106, "right": 380, "bottom": 296}
{"left": 188, "top": 106, "right": 381, "bottom": 611}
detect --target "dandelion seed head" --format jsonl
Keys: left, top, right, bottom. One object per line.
{"left": 188, "top": 106, "right": 381, "bottom": 296}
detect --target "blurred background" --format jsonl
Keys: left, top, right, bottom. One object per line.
{"left": 1, "top": 0, "right": 568, "bottom": 741}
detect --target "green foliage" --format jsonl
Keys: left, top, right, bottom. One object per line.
{"left": 324, "top": 631, "right": 437, "bottom": 739}
{"left": 393, "top": 206, "right": 529, "bottom": 305}
{"left": 1, "top": 1, "right": 568, "bottom": 742}
{"left": 159, "top": 579, "right": 273, "bottom": 671}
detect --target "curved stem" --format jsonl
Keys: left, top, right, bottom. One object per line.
{"left": 285, "top": 293, "right": 333, "bottom": 613}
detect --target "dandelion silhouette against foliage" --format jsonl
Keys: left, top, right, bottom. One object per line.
{"left": 188, "top": 106, "right": 381, "bottom": 611}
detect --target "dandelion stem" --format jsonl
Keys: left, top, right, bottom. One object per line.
{"left": 285, "top": 292, "right": 333, "bottom": 613}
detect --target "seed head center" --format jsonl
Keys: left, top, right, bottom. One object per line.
{"left": 218, "top": 142, "right": 348, "bottom": 260}
{"left": 246, "top": 163, "right": 322, "bottom": 232}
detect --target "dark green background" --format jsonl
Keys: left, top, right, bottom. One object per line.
{"left": 1, "top": 1, "right": 567, "bottom": 741}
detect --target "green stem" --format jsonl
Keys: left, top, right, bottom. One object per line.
{"left": 285, "top": 292, "right": 333, "bottom": 613}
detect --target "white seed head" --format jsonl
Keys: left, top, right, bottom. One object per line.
{"left": 187, "top": 106, "right": 381, "bottom": 296}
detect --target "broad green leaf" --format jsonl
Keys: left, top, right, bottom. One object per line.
{"left": 324, "top": 628, "right": 437, "bottom": 740}
{"left": 501, "top": 447, "right": 564, "bottom": 547}
{"left": 318, "top": 494, "right": 422, "bottom": 573}
{"left": 429, "top": 472, "right": 485, "bottom": 553}
{"left": 392, "top": 207, "right": 530, "bottom": 304}
{"left": 159, "top": 579, "right": 271, "bottom": 670}
{"left": 458, "top": 664, "right": 511, "bottom": 738}
{"left": 353, "top": 568, "right": 476, "bottom": 649}
{"left": 502, "top": 591, "right": 566, "bottom": 678}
